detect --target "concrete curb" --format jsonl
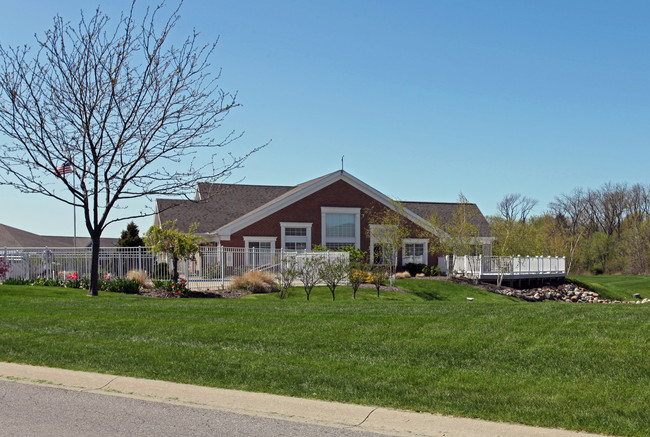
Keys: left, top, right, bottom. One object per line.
{"left": 0, "top": 362, "right": 606, "bottom": 437}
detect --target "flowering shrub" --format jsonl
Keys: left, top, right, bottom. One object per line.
{"left": 0, "top": 257, "right": 10, "bottom": 279}
{"left": 152, "top": 279, "right": 189, "bottom": 296}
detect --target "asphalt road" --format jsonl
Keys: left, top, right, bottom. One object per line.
{"left": 0, "top": 380, "right": 388, "bottom": 437}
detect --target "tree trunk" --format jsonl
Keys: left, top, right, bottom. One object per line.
{"left": 172, "top": 256, "right": 179, "bottom": 283}
{"left": 88, "top": 233, "right": 101, "bottom": 296}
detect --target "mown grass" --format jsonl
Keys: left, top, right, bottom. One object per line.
{"left": 0, "top": 284, "right": 649, "bottom": 436}
{"left": 568, "top": 274, "right": 650, "bottom": 301}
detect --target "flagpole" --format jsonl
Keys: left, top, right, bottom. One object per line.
{"left": 73, "top": 168, "right": 77, "bottom": 248}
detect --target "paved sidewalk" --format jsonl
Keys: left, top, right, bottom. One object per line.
{"left": 0, "top": 362, "right": 606, "bottom": 437}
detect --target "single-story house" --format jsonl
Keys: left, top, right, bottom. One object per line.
{"left": 154, "top": 170, "right": 492, "bottom": 267}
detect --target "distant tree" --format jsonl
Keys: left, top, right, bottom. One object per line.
{"left": 497, "top": 193, "right": 538, "bottom": 223}
{"left": 144, "top": 220, "right": 205, "bottom": 283}
{"left": 117, "top": 221, "right": 144, "bottom": 247}
{"left": 0, "top": 2, "right": 257, "bottom": 296}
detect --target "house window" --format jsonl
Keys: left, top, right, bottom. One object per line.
{"left": 280, "top": 222, "right": 312, "bottom": 251}
{"left": 321, "top": 207, "right": 361, "bottom": 249}
{"left": 402, "top": 239, "right": 428, "bottom": 266}
{"left": 243, "top": 236, "right": 276, "bottom": 266}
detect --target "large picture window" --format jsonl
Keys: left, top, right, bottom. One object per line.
{"left": 321, "top": 207, "right": 360, "bottom": 249}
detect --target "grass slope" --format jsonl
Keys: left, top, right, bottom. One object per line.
{"left": 568, "top": 274, "right": 650, "bottom": 301}
{"left": 0, "top": 284, "right": 649, "bottom": 436}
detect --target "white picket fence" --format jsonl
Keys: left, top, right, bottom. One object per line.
{"left": 439, "top": 255, "right": 566, "bottom": 280}
{"left": 0, "top": 246, "right": 348, "bottom": 291}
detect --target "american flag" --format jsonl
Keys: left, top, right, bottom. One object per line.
{"left": 55, "top": 161, "right": 73, "bottom": 177}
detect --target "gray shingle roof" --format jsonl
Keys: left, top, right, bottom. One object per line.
{"left": 156, "top": 183, "right": 294, "bottom": 234}
{"left": 402, "top": 201, "right": 491, "bottom": 237}
{"left": 0, "top": 223, "right": 118, "bottom": 248}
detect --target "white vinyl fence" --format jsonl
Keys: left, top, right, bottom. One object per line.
{"left": 0, "top": 246, "right": 348, "bottom": 291}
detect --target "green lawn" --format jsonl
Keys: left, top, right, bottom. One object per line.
{"left": 568, "top": 274, "right": 650, "bottom": 301}
{"left": 1, "top": 284, "right": 649, "bottom": 436}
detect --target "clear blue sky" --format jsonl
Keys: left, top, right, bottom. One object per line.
{"left": 1, "top": 0, "right": 648, "bottom": 238}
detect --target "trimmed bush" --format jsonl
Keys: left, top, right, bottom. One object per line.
{"left": 232, "top": 270, "right": 278, "bottom": 294}
{"left": 395, "top": 271, "right": 411, "bottom": 279}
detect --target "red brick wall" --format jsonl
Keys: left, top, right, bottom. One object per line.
{"left": 222, "top": 180, "right": 441, "bottom": 267}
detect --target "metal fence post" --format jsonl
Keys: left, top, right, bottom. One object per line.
{"left": 221, "top": 245, "right": 225, "bottom": 289}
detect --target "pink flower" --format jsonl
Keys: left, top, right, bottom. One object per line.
{"left": 177, "top": 290, "right": 181, "bottom": 294}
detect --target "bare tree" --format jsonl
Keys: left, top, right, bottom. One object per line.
{"left": 497, "top": 193, "right": 538, "bottom": 223}
{"left": 318, "top": 253, "right": 350, "bottom": 301}
{"left": 548, "top": 189, "right": 588, "bottom": 274}
{"left": 298, "top": 255, "right": 322, "bottom": 301}
{"left": 0, "top": 3, "right": 258, "bottom": 295}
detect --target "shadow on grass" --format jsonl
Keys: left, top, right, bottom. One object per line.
{"left": 410, "top": 289, "right": 448, "bottom": 301}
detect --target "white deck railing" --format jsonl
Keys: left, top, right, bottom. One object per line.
{"left": 442, "top": 255, "right": 566, "bottom": 279}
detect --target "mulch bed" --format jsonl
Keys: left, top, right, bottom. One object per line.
{"left": 137, "top": 288, "right": 249, "bottom": 299}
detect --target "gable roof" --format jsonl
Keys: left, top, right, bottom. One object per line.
{"left": 0, "top": 223, "right": 118, "bottom": 248}
{"left": 154, "top": 171, "right": 492, "bottom": 240}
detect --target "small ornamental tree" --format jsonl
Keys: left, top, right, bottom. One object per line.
{"left": 318, "top": 253, "right": 350, "bottom": 301}
{"left": 367, "top": 200, "right": 411, "bottom": 287}
{"left": 370, "top": 264, "right": 388, "bottom": 298}
{"left": 118, "top": 221, "right": 145, "bottom": 247}
{"left": 349, "top": 262, "right": 369, "bottom": 299}
{"left": 144, "top": 220, "right": 205, "bottom": 283}
{"left": 298, "top": 255, "right": 322, "bottom": 301}
{"left": 278, "top": 255, "right": 300, "bottom": 299}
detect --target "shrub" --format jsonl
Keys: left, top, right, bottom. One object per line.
{"left": 0, "top": 257, "right": 9, "bottom": 279}
{"left": 100, "top": 277, "right": 140, "bottom": 294}
{"left": 2, "top": 278, "right": 30, "bottom": 285}
{"left": 395, "top": 271, "right": 411, "bottom": 279}
{"left": 232, "top": 270, "right": 278, "bottom": 294}
{"left": 152, "top": 279, "right": 189, "bottom": 295}
{"left": 590, "top": 264, "right": 604, "bottom": 275}
{"left": 422, "top": 265, "right": 440, "bottom": 276}
{"left": 405, "top": 263, "right": 426, "bottom": 276}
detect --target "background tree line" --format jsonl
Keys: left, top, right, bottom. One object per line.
{"left": 489, "top": 183, "right": 650, "bottom": 275}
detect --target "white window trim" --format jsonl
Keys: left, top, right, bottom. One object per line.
{"left": 280, "top": 222, "right": 312, "bottom": 250}
{"left": 402, "top": 238, "right": 429, "bottom": 266}
{"left": 321, "top": 207, "right": 361, "bottom": 249}
{"left": 243, "top": 236, "right": 277, "bottom": 267}
{"left": 243, "top": 236, "right": 277, "bottom": 250}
